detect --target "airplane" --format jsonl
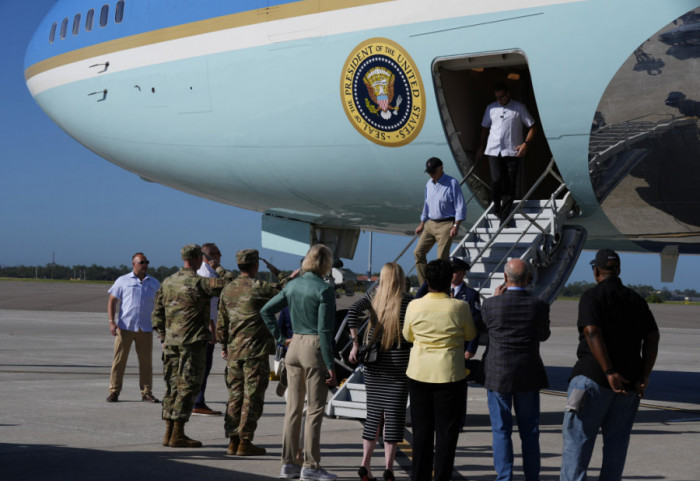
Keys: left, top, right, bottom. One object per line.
{"left": 24, "top": 0, "right": 700, "bottom": 297}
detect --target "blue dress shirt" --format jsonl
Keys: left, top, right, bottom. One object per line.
{"left": 420, "top": 173, "right": 466, "bottom": 222}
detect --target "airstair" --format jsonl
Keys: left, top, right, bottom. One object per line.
{"left": 453, "top": 158, "right": 586, "bottom": 303}
{"left": 326, "top": 158, "right": 586, "bottom": 419}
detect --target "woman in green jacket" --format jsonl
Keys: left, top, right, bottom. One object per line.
{"left": 261, "top": 244, "right": 338, "bottom": 481}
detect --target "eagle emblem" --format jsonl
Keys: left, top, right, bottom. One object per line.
{"left": 363, "top": 67, "right": 403, "bottom": 120}
{"left": 340, "top": 37, "right": 425, "bottom": 147}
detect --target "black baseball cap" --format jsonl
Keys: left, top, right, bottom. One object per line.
{"left": 425, "top": 157, "right": 443, "bottom": 174}
{"left": 590, "top": 249, "right": 620, "bottom": 269}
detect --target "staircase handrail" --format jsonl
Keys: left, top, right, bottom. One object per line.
{"left": 452, "top": 158, "right": 568, "bottom": 294}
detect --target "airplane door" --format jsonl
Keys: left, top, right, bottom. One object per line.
{"left": 432, "top": 51, "right": 556, "bottom": 208}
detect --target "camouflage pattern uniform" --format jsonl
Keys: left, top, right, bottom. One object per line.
{"left": 217, "top": 249, "right": 288, "bottom": 442}
{"left": 152, "top": 245, "right": 231, "bottom": 423}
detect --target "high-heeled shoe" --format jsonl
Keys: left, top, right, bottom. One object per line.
{"left": 358, "top": 466, "right": 376, "bottom": 481}
{"left": 382, "top": 469, "right": 395, "bottom": 481}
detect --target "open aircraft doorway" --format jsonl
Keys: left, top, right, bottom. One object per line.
{"left": 432, "top": 51, "right": 557, "bottom": 208}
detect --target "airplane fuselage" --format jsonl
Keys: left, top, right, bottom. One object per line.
{"left": 25, "top": 0, "right": 700, "bottom": 257}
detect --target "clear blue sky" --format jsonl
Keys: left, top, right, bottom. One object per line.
{"left": 1, "top": 0, "right": 698, "bottom": 290}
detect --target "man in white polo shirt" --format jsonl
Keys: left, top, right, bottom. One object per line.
{"left": 478, "top": 82, "right": 537, "bottom": 224}
{"left": 106, "top": 252, "right": 160, "bottom": 403}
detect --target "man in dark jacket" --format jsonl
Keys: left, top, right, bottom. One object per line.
{"left": 482, "top": 258, "right": 550, "bottom": 481}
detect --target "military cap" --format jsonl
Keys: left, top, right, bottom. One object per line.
{"left": 449, "top": 256, "right": 471, "bottom": 272}
{"left": 590, "top": 248, "right": 620, "bottom": 269}
{"left": 236, "top": 249, "right": 259, "bottom": 264}
{"left": 181, "top": 243, "right": 202, "bottom": 260}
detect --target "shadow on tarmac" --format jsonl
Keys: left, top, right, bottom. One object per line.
{"left": 0, "top": 443, "right": 275, "bottom": 481}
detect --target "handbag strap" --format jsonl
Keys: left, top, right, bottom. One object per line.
{"left": 364, "top": 303, "right": 383, "bottom": 346}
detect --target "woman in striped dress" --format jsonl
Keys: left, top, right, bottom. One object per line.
{"left": 348, "top": 262, "right": 412, "bottom": 481}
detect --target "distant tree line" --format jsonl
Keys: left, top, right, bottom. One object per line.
{"left": 558, "top": 281, "right": 700, "bottom": 303}
{"left": 0, "top": 263, "right": 183, "bottom": 282}
{"left": 0, "top": 263, "right": 299, "bottom": 283}
{"left": 1, "top": 264, "right": 697, "bottom": 302}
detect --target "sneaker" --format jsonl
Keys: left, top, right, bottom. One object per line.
{"left": 106, "top": 392, "right": 119, "bottom": 402}
{"left": 192, "top": 404, "right": 222, "bottom": 416}
{"left": 280, "top": 464, "right": 302, "bottom": 479}
{"left": 300, "top": 467, "right": 338, "bottom": 481}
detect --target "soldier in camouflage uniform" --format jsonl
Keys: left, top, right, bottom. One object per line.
{"left": 217, "top": 249, "right": 288, "bottom": 456}
{"left": 152, "top": 244, "right": 231, "bottom": 448}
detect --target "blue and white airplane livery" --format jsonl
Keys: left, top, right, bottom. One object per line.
{"left": 24, "top": 0, "right": 700, "bottom": 279}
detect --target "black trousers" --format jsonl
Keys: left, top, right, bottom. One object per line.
{"left": 195, "top": 341, "right": 215, "bottom": 406}
{"left": 488, "top": 155, "right": 520, "bottom": 220}
{"left": 408, "top": 378, "right": 466, "bottom": 481}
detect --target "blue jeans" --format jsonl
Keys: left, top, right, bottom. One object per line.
{"left": 487, "top": 390, "right": 541, "bottom": 481}
{"left": 560, "top": 375, "right": 640, "bottom": 481}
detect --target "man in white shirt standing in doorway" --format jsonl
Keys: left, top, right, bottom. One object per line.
{"left": 478, "top": 82, "right": 537, "bottom": 225}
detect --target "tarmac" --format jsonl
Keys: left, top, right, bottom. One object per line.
{"left": 1, "top": 280, "right": 699, "bottom": 481}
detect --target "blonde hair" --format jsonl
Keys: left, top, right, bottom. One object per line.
{"left": 368, "top": 262, "right": 405, "bottom": 351}
{"left": 301, "top": 244, "right": 333, "bottom": 276}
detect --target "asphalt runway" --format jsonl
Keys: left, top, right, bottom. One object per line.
{"left": 1, "top": 280, "right": 699, "bottom": 480}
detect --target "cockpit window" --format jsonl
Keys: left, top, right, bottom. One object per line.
{"left": 100, "top": 4, "right": 109, "bottom": 27}
{"left": 86, "top": 9, "right": 94, "bottom": 32}
{"left": 115, "top": 1, "right": 125, "bottom": 23}
{"left": 60, "top": 18, "right": 68, "bottom": 39}
{"left": 49, "top": 22, "right": 57, "bottom": 43}
{"left": 72, "top": 14, "right": 81, "bottom": 36}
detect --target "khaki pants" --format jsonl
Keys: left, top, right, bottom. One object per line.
{"left": 414, "top": 220, "right": 454, "bottom": 285}
{"left": 109, "top": 329, "right": 153, "bottom": 396}
{"left": 282, "top": 334, "right": 329, "bottom": 469}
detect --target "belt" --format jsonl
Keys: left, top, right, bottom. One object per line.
{"left": 429, "top": 217, "right": 455, "bottom": 223}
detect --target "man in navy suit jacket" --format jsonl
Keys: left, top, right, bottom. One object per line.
{"left": 481, "top": 258, "right": 550, "bottom": 481}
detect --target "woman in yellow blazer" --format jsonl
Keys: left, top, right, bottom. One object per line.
{"left": 402, "top": 259, "right": 477, "bottom": 481}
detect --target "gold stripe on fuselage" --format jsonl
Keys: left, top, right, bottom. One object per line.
{"left": 25, "top": 0, "right": 392, "bottom": 81}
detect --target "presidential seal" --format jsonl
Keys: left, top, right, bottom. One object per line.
{"left": 341, "top": 38, "right": 426, "bottom": 147}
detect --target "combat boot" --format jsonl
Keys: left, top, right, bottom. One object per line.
{"left": 226, "top": 435, "right": 240, "bottom": 455}
{"left": 162, "top": 420, "right": 173, "bottom": 446}
{"left": 236, "top": 439, "right": 266, "bottom": 456}
{"left": 168, "top": 421, "right": 202, "bottom": 448}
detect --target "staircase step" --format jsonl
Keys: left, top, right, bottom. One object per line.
{"left": 464, "top": 232, "right": 542, "bottom": 245}
{"left": 460, "top": 248, "right": 530, "bottom": 263}
{"left": 327, "top": 399, "right": 367, "bottom": 419}
{"left": 481, "top": 218, "right": 552, "bottom": 230}
{"left": 343, "top": 382, "right": 367, "bottom": 403}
